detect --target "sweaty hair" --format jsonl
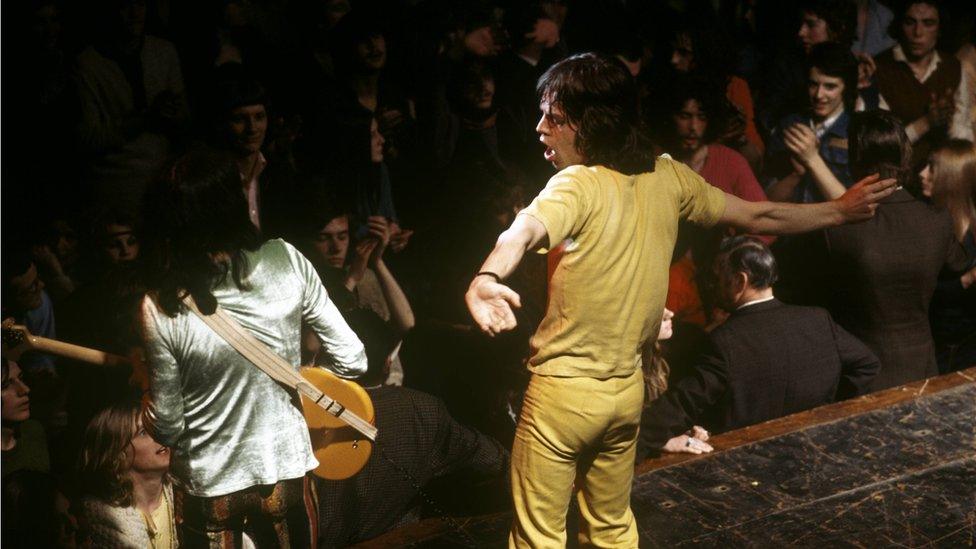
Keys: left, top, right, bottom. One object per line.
{"left": 799, "top": 0, "right": 858, "bottom": 47}
{"left": 806, "top": 42, "right": 859, "bottom": 110}
{"left": 536, "top": 52, "right": 653, "bottom": 175}
{"left": 717, "top": 236, "right": 779, "bottom": 289}
{"left": 141, "top": 147, "right": 264, "bottom": 316}
{"left": 849, "top": 110, "right": 914, "bottom": 188}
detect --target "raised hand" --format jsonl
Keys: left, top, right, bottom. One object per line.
{"left": 834, "top": 173, "right": 897, "bottom": 223}
{"left": 465, "top": 276, "right": 522, "bottom": 336}
{"left": 345, "top": 238, "right": 378, "bottom": 290}
{"left": 365, "top": 216, "right": 391, "bottom": 265}
{"left": 783, "top": 123, "right": 820, "bottom": 166}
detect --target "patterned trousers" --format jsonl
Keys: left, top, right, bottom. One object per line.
{"left": 179, "top": 476, "right": 318, "bottom": 548}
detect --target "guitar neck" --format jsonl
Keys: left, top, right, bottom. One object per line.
{"left": 22, "top": 335, "right": 130, "bottom": 368}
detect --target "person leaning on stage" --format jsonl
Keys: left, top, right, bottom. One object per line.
{"left": 137, "top": 148, "right": 367, "bottom": 547}
{"left": 465, "top": 53, "right": 896, "bottom": 549}
{"left": 317, "top": 308, "right": 508, "bottom": 547}
{"left": 635, "top": 236, "right": 881, "bottom": 462}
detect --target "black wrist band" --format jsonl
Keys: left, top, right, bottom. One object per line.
{"left": 476, "top": 271, "right": 502, "bottom": 283}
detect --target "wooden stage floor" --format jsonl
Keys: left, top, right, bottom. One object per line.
{"left": 358, "top": 367, "right": 976, "bottom": 547}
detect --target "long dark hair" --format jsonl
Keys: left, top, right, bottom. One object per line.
{"left": 536, "top": 52, "right": 653, "bottom": 175}
{"left": 141, "top": 148, "right": 263, "bottom": 316}
{"left": 849, "top": 111, "right": 915, "bottom": 188}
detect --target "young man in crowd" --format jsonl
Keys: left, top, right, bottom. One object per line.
{"left": 873, "top": 0, "right": 974, "bottom": 167}
{"left": 465, "top": 53, "right": 894, "bottom": 548}
{"left": 767, "top": 42, "right": 861, "bottom": 203}
{"left": 298, "top": 189, "right": 414, "bottom": 385}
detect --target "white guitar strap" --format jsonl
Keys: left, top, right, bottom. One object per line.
{"left": 181, "top": 294, "right": 377, "bottom": 441}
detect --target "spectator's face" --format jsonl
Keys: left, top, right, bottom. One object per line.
{"left": 657, "top": 308, "right": 674, "bottom": 341}
{"left": 323, "top": 0, "right": 351, "bottom": 29}
{"left": 9, "top": 264, "right": 45, "bottom": 311}
{"left": 537, "top": 100, "right": 583, "bottom": 169}
{"left": 465, "top": 76, "right": 495, "bottom": 111}
{"left": 900, "top": 3, "right": 939, "bottom": 59}
{"left": 128, "top": 419, "right": 170, "bottom": 474}
{"left": 798, "top": 12, "right": 830, "bottom": 53}
{"left": 356, "top": 34, "right": 387, "bottom": 72}
{"left": 673, "top": 99, "right": 709, "bottom": 153}
{"left": 103, "top": 224, "right": 139, "bottom": 263}
{"left": 807, "top": 67, "right": 845, "bottom": 120}
{"left": 670, "top": 34, "right": 694, "bottom": 72}
{"left": 119, "top": 0, "right": 147, "bottom": 39}
{"left": 715, "top": 262, "right": 746, "bottom": 312}
{"left": 919, "top": 163, "right": 933, "bottom": 197}
{"left": 52, "top": 220, "right": 80, "bottom": 268}
{"left": 464, "top": 26, "right": 497, "bottom": 57}
{"left": 1, "top": 361, "right": 31, "bottom": 423}
{"left": 312, "top": 216, "right": 350, "bottom": 268}
{"left": 32, "top": 4, "right": 61, "bottom": 50}
{"left": 227, "top": 104, "right": 268, "bottom": 156}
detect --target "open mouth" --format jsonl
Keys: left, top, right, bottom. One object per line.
{"left": 544, "top": 147, "right": 556, "bottom": 162}
{"left": 156, "top": 447, "right": 169, "bottom": 455}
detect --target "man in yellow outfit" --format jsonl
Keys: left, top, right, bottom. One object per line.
{"left": 465, "top": 53, "right": 896, "bottom": 548}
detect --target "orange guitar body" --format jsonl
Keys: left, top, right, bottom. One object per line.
{"left": 300, "top": 367, "right": 375, "bottom": 480}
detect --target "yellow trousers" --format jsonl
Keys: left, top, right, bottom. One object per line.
{"left": 509, "top": 369, "right": 643, "bottom": 548}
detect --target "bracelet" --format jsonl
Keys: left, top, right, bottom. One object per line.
{"left": 475, "top": 271, "right": 502, "bottom": 283}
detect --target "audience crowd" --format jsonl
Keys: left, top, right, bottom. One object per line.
{"left": 3, "top": 0, "right": 975, "bottom": 546}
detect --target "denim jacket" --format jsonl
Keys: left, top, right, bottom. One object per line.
{"left": 768, "top": 110, "right": 852, "bottom": 203}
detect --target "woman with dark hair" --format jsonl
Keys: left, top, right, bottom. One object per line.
{"left": 1, "top": 356, "right": 49, "bottom": 478}
{"left": 920, "top": 140, "right": 976, "bottom": 371}
{"left": 139, "top": 147, "right": 366, "bottom": 546}
{"left": 821, "top": 111, "right": 969, "bottom": 391}
{"left": 78, "top": 400, "right": 175, "bottom": 548}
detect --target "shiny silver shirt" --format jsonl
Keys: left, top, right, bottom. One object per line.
{"left": 141, "top": 239, "right": 367, "bottom": 497}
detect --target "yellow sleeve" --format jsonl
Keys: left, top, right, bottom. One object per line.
{"left": 662, "top": 157, "right": 727, "bottom": 228}
{"left": 518, "top": 166, "right": 592, "bottom": 248}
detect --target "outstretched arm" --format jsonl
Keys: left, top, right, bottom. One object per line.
{"left": 465, "top": 214, "right": 548, "bottom": 336}
{"left": 720, "top": 173, "right": 896, "bottom": 235}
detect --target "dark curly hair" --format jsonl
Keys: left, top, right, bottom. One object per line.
{"left": 536, "top": 52, "right": 653, "bottom": 175}
{"left": 141, "top": 147, "right": 263, "bottom": 316}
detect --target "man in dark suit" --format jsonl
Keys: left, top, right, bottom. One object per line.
{"left": 317, "top": 309, "right": 509, "bottom": 547}
{"left": 636, "top": 236, "right": 880, "bottom": 461}
{"left": 820, "top": 111, "right": 970, "bottom": 392}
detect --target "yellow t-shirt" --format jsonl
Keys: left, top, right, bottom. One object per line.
{"left": 518, "top": 156, "right": 726, "bottom": 378}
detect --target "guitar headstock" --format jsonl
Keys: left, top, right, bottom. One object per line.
{"left": 1, "top": 320, "right": 34, "bottom": 361}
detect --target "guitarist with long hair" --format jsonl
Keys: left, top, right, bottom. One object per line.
{"left": 138, "top": 148, "right": 367, "bottom": 547}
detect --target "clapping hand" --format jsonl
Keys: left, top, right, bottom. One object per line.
{"left": 783, "top": 123, "right": 820, "bottom": 167}
{"left": 365, "top": 216, "right": 391, "bottom": 265}
{"left": 926, "top": 87, "right": 955, "bottom": 128}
